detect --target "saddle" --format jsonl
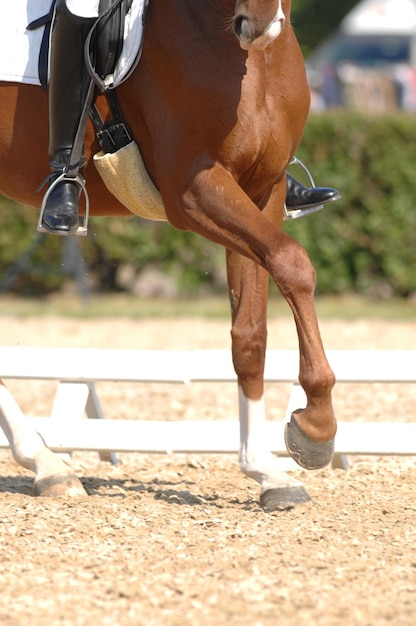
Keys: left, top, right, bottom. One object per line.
{"left": 28, "top": 0, "right": 147, "bottom": 152}
{"left": 94, "top": 0, "right": 135, "bottom": 88}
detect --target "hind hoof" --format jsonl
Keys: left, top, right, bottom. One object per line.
{"left": 284, "top": 415, "right": 334, "bottom": 470}
{"left": 260, "top": 485, "right": 312, "bottom": 511}
{"left": 34, "top": 473, "right": 87, "bottom": 497}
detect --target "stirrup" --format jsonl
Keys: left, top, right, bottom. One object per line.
{"left": 283, "top": 156, "right": 323, "bottom": 221}
{"left": 37, "top": 172, "right": 90, "bottom": 236}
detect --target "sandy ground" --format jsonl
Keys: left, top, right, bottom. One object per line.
{"left": 0, "top": 315, "right": 415, "bottom": 625}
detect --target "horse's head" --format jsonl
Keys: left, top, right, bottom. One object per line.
{"left": 233, "top": 0, "right": 287, "bottom": 50}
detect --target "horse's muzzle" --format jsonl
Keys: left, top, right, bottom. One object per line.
{"left": 233, "top": 15, "right": 254, "bottom": 44}
{"left": 233, "top": 14, "right": 285, "bottom": 51}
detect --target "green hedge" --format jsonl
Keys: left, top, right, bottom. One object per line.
{"left": 288, "top": 112, "right": 416, "bottom": 297}
{"left": 0, "top": 200, "right": 225, "bottom": 296}
{"left": 1, "top": 112, "right": 416, "bottom": 297}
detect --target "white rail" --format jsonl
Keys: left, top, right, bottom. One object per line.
{"left": 0, "top": 348, "right": 415, "bottom": 468}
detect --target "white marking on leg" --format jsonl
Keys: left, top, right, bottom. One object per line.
{"left": 0, "top": 384, "right": 74, "bottom": 479}
{"left": 0, "top": 384, "right": 45, "bottom": 472}
{"left": 238, "top": 386, "right": 304, "bottom": 493}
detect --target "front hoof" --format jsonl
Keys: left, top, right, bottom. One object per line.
{"left": 260, "top": 485, "right": 311, "bottom": 511}
{"left": 34, "top": 473, "right": 87, "bottom": 497}
{"left": 284, "top": 415, "right": 334, "bottom": 470}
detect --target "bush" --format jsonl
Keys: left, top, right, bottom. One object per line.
{"left": 286, "top": 112, "right": 416, "bottom": 297}
{"left": 0, "top": 198, "right": 225, "bottom": 296}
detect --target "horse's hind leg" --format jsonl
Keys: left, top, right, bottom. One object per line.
{"left": 0, "top": 382, "right": 86, "bottom": 496}
{"left": 226, "top": 250, "right": 311, "bottom": 510}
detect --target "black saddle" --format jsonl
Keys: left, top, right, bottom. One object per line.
{"left": 28, "top": 0, "right": 137, "bottom": 90}
{"left": 28, "top": 0, "right": 149, "bottom": 154}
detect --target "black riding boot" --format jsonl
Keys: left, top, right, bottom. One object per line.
{"left": 38, "top": 0, "right": 95, "bottom": 235}
{"left": 286, "top": 174, "right": 340, "bottom": 212}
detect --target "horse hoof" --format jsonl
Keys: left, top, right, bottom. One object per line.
{"left": 34, "top": 473, "right": 87, "bottom": 497}
{"left": 260, "top": 485, "right": 312, "bottom": 511}
{"left": 284, "top": 415, "right": 334, "bottom": 470}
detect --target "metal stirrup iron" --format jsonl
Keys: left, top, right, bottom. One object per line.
{"left": 37, "top": 172, "right": 90, "bottom": 236}
{"left": 283, "top": 156, "right": 324, "bottom": 221}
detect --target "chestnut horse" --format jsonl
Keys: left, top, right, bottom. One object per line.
{"left": 0, "top": 0, "right": 336, "bottom": 510}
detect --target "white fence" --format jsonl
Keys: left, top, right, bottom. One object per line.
{"left": 0, "top": 348, "right": 415, "bottom": 469}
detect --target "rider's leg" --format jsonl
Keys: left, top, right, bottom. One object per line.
{"left": 39, "top": 0, "right": 98, "bottom": 235}
{"left": 285, "top": 174, "right": 340, "bottom": 212}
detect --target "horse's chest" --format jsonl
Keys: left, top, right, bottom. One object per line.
{"left": 231, "top": 106, "right": 294, "bottom": 191}
{"left": 234, "top": 67, "right": 308, "bottom": 181}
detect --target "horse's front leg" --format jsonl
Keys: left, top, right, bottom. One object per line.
{"left": 165, "top": 164, "right": 336, "bottom": 474}
{"left": 0, "top": 382, "right": 86, "bottom": 496}
{"left": 268, "top": 235, "right": 337, "bottom": 470}
{"left": 226, "top": 250, "right": 311, "bottom": 510}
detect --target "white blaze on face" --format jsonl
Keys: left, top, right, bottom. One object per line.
{"left": 267, "top": 1, "right": 285, "bottom": 40}
{"left": 254, "top": 0, "right": 285, "bottom": 49}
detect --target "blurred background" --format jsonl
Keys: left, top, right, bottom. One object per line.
{"left": 0, "top": 0, "right": 415, "bottom": 312}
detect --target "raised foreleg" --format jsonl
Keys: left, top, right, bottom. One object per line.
{"left": 164, "top": 165, "right": 336, "bottom": 475}
{"left": 0, "top": 382, "right": 86, "bottom": 496}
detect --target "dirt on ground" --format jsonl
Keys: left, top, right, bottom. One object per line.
{"left": 0, "top": 315, "right": 415, "bottom": 626}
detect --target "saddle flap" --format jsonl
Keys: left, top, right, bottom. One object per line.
{"left": 95, "top": 0, "right": 133, "bottom": 80}
{"left": 21, "top": 0, "right": 147, "bottom": 90}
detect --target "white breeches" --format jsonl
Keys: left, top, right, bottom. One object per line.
{"left": 65, "top": 0, "right": 100, "bottom": 18}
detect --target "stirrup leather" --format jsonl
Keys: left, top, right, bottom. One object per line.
{"left": 284, "top": 156, "right": 324, "bottom": 221}
{"left": 37, "top": 172, "right": 90, "bottom": 237}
